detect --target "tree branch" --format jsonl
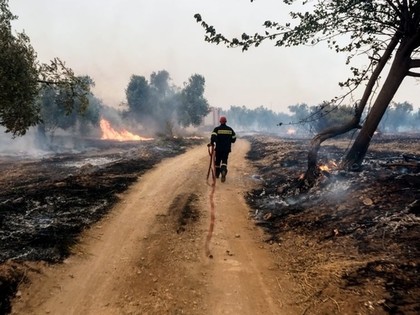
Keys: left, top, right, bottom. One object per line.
{"left": 407, "top": 70, "right": 420, "bottom": 77}
{"left": 306, "top": 32, "right": 402, "bottom": 179}
{"left": 386, "top": 0, "right": 403, "bottom": 18}
{"left": 410, "top": 58, "right": 420, "bottom": 68}
{"left": 37, "top": 79, "right": 70, "bottom": 86}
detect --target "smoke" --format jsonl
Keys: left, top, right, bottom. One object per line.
{"left": 102, "top": 105, "right": 160, "bottom": 138}
{"left": 0, "top": 127, "right": 49, "bottom": 157}
{"left": 0, "top": 104, "right": 150, "bottom": 158}
{"left": 100, "top": 105, "right": 124, "bottom": 127}
{"left": 0, "top": 112, "right": 101, "bottom": 157}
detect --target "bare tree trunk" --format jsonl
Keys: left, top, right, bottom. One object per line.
{"left": 343, "top": 38, "right": 416, "bottom": 169}
{"left": 304, "top": 34, "right": 401, "bottom": 184}
{"left": 305, "top": 115, "right": 361, "bottom": 182}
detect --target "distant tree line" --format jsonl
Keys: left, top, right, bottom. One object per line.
{"left": 222, "top": 102, "right": 420, "bottom": 136}
{"left": 222, "top": 106, "right": 290, "bottom": 132}
{"left": 378, "top": 102, "right": 420, "bottom": 133}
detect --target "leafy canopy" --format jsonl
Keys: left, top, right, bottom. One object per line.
{"left": 125, "top": 70, "right": 210, "bottom": 130}
{"left": 0, "top": 0, "right": 90, "bottom": 136}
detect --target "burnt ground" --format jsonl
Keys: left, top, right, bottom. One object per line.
{"left": 244, "top": 134, "right": 420, "bottom": 315}
{"left": 0, "top": 134, "right": 419, "bottom": 314}
{"left": 0, "top": 136, "right": 202, "bottom": 314}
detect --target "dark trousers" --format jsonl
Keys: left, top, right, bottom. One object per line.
{"left": 215, "top": 150, "right": 229, "bottom": 176}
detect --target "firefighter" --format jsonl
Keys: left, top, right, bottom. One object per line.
{"left": 208, "top": 116, "right": 236, "bottom": 182}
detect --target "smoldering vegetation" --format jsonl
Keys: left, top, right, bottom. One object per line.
{"left": 0, "top": 136, "right": 203, "bottom": 314}
{"left": 0, "top": 138, "right": 202, "bottom": 263}
{"left": 244, "top": 134, "right": 420, "bottom": 314}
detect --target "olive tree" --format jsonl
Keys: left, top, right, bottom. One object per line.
{"left": 125, "top": 75, "right": 152, "bottom": 121}
{"left": 178, "top": 74, "right": 210, "bottom": 127}
{"left": 195, "top": 0, "right": 420, "bottom": 181}
{"left": 38, "top": 76, "right": 99, "bottom": 137}
{"left": 0, "top": 0, "right": 90, "bottom": 137}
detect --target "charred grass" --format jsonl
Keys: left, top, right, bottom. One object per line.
{"left": 244, "top": 134, "right": 420, "bottom": 315}
{"left": 0, "top": 137, "right": 202, "bottom": 314}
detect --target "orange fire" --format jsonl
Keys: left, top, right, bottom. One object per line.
{"left": 319, "top": 161, "right": 337, "bottom": 172}
{"left": 99, "top": 119, "right": 153, "bottom": 141}
{"left": 319, "top": 164, "right": 330, "bottom": 172}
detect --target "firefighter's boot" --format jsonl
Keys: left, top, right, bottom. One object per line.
{"left": 215, "top": 167, "right": 221, "bottom": 178}
{"left": 220, "top": 164, "right": 228, "bottom": 183}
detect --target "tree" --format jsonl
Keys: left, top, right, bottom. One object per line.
{"left": 125, "top": 75, "right": 151, "bottom": 121}
{"left": 149, "top": 70, "right": 178, "bottom": 125}
{"left": 308, "top": 103, "right": 355, "bottom": 134}
{"left": 0, "top": 0, "right": 39, "bottom": 135}
{"left": 125, "top": 70, "right": 179, "bottom": 130}
{"left": 253, "top": 106, "right": 279, "bottom": 131}
{"left": 77, "top": 93, "right": 101, "bottom": 135}
{"left": 0, "top": 0, "right": 90, "bottom": 137}
{"left": 225, "top": 105, "right": 251, "bottom": 128}
{"left": 195, "top": 0, "right": 420, "bottom": 180}
{"left": 125, "top": 70, "right": 211, "bottom": 134}
{"left": 150, "top": 70, "right": 171, "bottom": 97}
{"left": 222, "top": 105, "right": 293, "bottom": 133}
{"left": 287, "top": 103, "right": 311, "bottom": 134}
{"left": 391, "top": 102, "right": 413, "bottom": 132}
{"left": 37, "top": 76, "right": 99, "bottom": 138}
{"left": 178, "top": 74, "right": 210, "bottom": 127}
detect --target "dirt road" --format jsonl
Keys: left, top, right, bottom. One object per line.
{"left": 11, "top": 139, "right": 297, "bottom": 315}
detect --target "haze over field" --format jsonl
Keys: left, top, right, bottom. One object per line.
{"left": 9, "top": 0, "right": 419, "bottom": 112}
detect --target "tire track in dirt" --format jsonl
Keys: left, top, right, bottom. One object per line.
{"left": 11, "top": 139, "right": 297, "bottom": 315}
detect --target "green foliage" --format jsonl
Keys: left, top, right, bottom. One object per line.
{"left": 379, "top": 101, "right": 418, "bottom": 132}
{"left": 0, "top": 0, "right": 90, "bottom": 137}
{"left": 222, "top": 100, "right": 418, "bottom": 135}
{"left": 223, "top": 105, "right": 292, "bottom": 132}
{"left": 37, "top": 76, "right": 99, "bottom": 135}
{"left": 308, "top": 102, "right": 355, "bottom": 133}
{"left": 150, "top": 70, "right": 171, "bottom": 97}
{"left": 286, "top": 102, "right": 354, "bottom": 133}
{"left": 178, "top": 74, "right": 210, "bottom": 127}
{"left": 126, "top": 75, "right": 152, "bottom": 120}
{"left": 0, "top": 0, "right": 40, "bottom": 136}
{"left": 38, "top": 58, "right": 91, "bottom": 115}
{"left": 288, "top": 104, "right": 310, "bottom": 123}
{"left": 125, "top": 71, "right": 177, "bottom": 127}
{"left": 125, "top": 70, "right": 210, "bottom": 132}
{"left": 225, "top": 106, "right": 253, "bottom": 127}
{"left": 148, "top": 70, "right": 178, "bottom": 125}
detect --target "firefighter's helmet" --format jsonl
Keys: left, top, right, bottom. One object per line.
{"left": 219, "top": 116, "right": 227, "bottom": 124}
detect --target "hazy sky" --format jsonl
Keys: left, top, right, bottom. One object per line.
{"left": 9, "top": 0, "right": 420, "bottom": 112}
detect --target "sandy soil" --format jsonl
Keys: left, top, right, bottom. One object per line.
{"left": 11, "top": 140, "right": 298, "bottom": 315}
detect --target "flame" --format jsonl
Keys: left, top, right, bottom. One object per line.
{"left": 319, "top": 161, "right": 337, "bottom": 172}
{"left": 319, "top": 164, "right": 330, "bottom": 172}
{"left": 100, "top": 119, "right": 153, "bottom": 141}
{"left": 287, "top": 128, "right": 296, "bottom": 135}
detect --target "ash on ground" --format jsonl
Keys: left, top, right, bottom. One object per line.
{"left": 245, "top": 134, "right": 419, "bottom": 315}
{"left": 0, "top": 137, "right": 202, "bottom": 314}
